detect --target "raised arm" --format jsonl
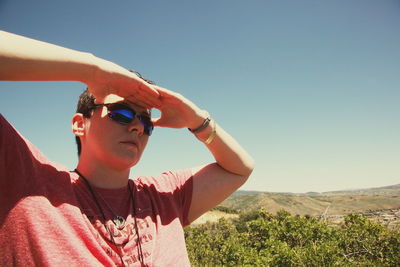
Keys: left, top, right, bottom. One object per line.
{"left": 152, "top": 87, "right": 255, "bottom": 223}
{"left": 0, "top": 31, "right": 160, "bottom": 107}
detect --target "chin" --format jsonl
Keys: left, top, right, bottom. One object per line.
{"left": 101, "top": 155, "right": 138, "bottom": 171}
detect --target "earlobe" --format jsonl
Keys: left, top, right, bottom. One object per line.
{"left": 72, "top": 113, "right": 85, "bottom": 137}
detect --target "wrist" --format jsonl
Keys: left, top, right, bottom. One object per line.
{"left": 187, "top": 110, "right": 209, "bottom": 131}
{"left": 188, "top": 113, "right": 218, "bottom": 145}
{"left": 203, "top": 119, "right": 217, "bottom": 145}
{"left": 188, "top": 110, "right": 210, "bottom": 133}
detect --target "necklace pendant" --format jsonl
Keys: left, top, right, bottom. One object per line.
{"left": 113, "top": 216, "right": 126, "bottom": 230}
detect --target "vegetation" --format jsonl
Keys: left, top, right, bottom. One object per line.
{"left": 211, "top": 206, "right": 239, "bottom": 214}
{"left": 220, "top": 185, "right": 400, "bottom": 217}
{"left": 220, "top": 192, "right": 400, "bottom": 217}
{"left": 185, "top": 209, "right": 400, "bottom": 266}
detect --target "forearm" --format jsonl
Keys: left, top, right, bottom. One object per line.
{"left": 194, "top": 119, "right": 255, "bottom": 177}
{"left": 0, "top": 31, "right": 97, "bottom": 83}
{"left": 152, "top": 87, "right": 254, "bottom": 177}
{"left": 187, "top": 119, "right": 254, "bottom": 222}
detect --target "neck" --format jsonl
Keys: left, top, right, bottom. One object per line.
{"left": 76, "top": 159, "right": 131, "bottom": 189}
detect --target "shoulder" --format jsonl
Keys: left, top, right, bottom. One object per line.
{"left": 0, "top": 113, "right": 69, "bottom": 183}
{"left": 134, "top": 168, "right": 194, "bottom": 193}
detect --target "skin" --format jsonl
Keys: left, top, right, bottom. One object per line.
{"left": 72, "top": 100, "right": 150, "bottom": 188}
{"left": 0, "top": 30, "right": 255, "bottom": 223}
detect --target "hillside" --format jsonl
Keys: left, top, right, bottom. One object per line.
{"left": 220, "top": 184, "right": 400, "bottom": 216}
{"left": 311, "top": 183, "right": 400, "bottom": 196}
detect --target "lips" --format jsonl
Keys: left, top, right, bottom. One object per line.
{"left": 120, "top": 140, "right": 139, "bottom": 147}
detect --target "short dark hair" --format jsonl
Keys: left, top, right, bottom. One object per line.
{"left": 75, "top": 89, "right": 95, "bottom": 156}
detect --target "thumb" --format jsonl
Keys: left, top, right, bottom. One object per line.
{"left": 152, "top": 116, "right": 181, "bottom": 128}
{"left": 151, "top": 117, "right": 165, "bottom": 127}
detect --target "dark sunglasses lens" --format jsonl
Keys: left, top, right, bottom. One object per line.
{"left": 108, "top": 109, "right": 134, "bottom": 124}
{"left": 108, "top": 106, "right": 154, "bottom": 136}
{"left": 139, "top": 116, "right": 154, "bottom": 136}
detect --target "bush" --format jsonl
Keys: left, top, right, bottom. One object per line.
{"left": 185, "top": 209, "right": 400, "bottom": 266}
{"left": 211, "top": 205, "right": 239, "bottom": 214}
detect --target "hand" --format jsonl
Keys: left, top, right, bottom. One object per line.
{"left": 152, "top": 86, "right": 208, "bottom": 129}
{"left": 86, "top": 59, "right": 161, "bottom": 108}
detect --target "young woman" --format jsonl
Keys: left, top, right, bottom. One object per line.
{"left": 0, "top": 30, "right": 254, "bottom": 266}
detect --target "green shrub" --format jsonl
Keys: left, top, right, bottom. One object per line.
{"left": 185, "top": 209, "right": 400, "bottom": 267}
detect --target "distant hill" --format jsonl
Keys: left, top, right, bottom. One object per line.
{"left": 220, "top": 184, "right": 400, "bottom": 216}
{"left": 311, "top": 184, "right": 400, "bottom": 196}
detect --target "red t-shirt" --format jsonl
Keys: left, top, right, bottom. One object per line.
{"left": 0, "top": 115, "right": 193, "bottom": 266}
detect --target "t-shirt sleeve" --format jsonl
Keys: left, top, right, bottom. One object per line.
{"left": 0, "top": 114, "right": 57, "bottom": 213}
{"left": 138, "top": 168, "right": 194, "bottom": 227}
{"left": 160, "top": 169, "right": 194, "bottom": 227}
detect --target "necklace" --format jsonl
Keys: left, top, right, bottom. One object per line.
{"left": 74, "top": 169, "right": 145, "bottom": 266}
{"left": 94, "top": 190, "right": 127, "bottom": 230}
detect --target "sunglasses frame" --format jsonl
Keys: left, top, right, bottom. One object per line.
{"left": 91, "top": 103, "right": 154, "bottom": 136}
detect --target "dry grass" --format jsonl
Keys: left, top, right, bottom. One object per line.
{"left": 191, "top": 210, "right": 239, "bottom": 225}
{"left": 220, "top": 185, "right": 400, "bottom": 217}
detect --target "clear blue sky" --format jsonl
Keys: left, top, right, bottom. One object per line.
{"left": 1, "top": 0, "right": 399, "bottom": 193}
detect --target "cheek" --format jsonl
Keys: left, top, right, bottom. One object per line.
{"left": 139, "top": 136, "right": 149, "bottom": 153}
{"left": 85, "top": 120, "right": 116, "bottom": 152}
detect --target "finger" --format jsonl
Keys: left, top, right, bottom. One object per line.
{"left": 117, "top": 72, "right": 162, "bottom": 106}
{"left": 127, "top": 71, "right": 161, "bottom": 99}
{"left": 117, "top": 82, "right": 161, "bottom": 108}
{"left": 125, "top": 94, "right": 159, "bottom": 109}
{"left": 154, "top": 86, "right": 181, "bottom": 99}
{"left": 134, "top": 84, "right": 162, "bottom": 108}
{"left": 94, "top": 97, "right": 103, "bottom": 105}
{"left": 154, "top": 86, "right": 196, "bottom": 109}
{"left": 151, "top": 117, "right": 164, "bottom": 127}
{"left": 89, "top": 86, "right": 107, "bottom": 104}
{"left": 152, "top": 117, "right": 178, "bottom": 128}
{"left": 151, "top": 107, "right": 170, "bottom": 127}
{"left": 138, "top": 82, "right": 161, "bottom": 98}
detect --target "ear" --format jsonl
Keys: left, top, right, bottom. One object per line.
{"left": 72, "top": 113, "right": 86, "bottom": 138}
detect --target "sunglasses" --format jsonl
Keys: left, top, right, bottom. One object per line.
{"left": 92, "top": 103, "right": 154, "bottom": 136}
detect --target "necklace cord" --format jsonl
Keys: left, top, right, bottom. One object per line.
{"left": 128, "top": 182, "right": 145, "bottom": 264}
{"left": 74, "top": 169, "right": 146, "bottom": 267}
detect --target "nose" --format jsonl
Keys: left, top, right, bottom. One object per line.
{"left": 127, "top": 116, "right": 144, "bottom": 136}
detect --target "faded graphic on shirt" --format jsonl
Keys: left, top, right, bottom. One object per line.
{"left": 84, "top": 206, "right": 155, "bottom": 266}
